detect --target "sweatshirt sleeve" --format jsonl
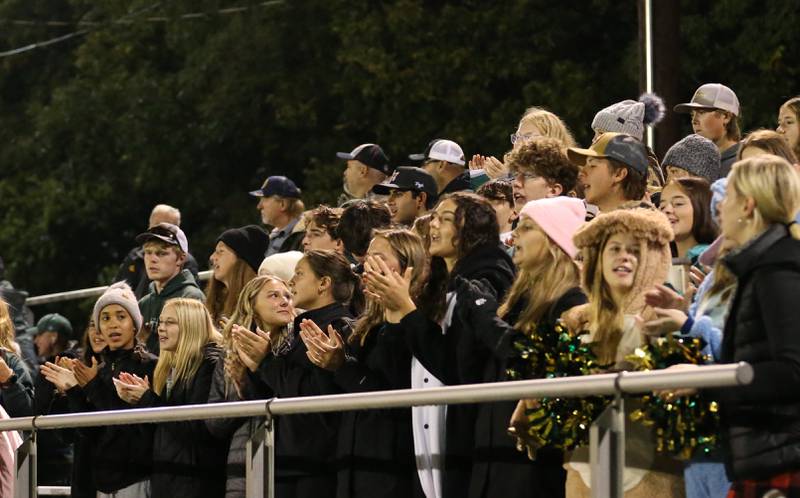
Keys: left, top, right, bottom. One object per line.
{"left": 392, "top": 309, "right": 460, "bottom": 385}
{"left": 333, "top": 330, "right": 411, "bottom": 393}
{"left": 0, "top": 351, "right": 34, "bottom": 417}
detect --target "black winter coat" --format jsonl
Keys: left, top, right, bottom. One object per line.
{"left": 140, "top": 344, "right": 227, "bottom": 498}
{"left": 458, "top": 287, "right": 586, "bottom": 498}
{"left": 78, "top": 346, "right": 157, "bottom": 493}
{"left": 0, "top": 349, "right": 33, "bottom": 417}
{"left": 253, "top": 302, "right": 353, "bottom": 496}
{"left": 331, "top": 323, "right": 415, "bottom": 498}
{"left": 718, "top": 224, "right": 800, "bottom": 480}
{"left": 394, "top": 242, "right": 515, "bottom": 498}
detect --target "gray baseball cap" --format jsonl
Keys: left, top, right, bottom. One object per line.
{"left": 674, "top": 83, "right": 740, "bottom": 116}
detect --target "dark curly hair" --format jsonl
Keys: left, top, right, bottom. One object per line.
{"left": 337, "top": 200, "right": 392, "bottom": 258}
{"left": 506, "top": 136, "right": 579, "bottom": 194}
{"left": 476, "top": 179, "right": 514, "bottom": 207}
{"left": 418, "top": 192, "right": 499, "bottom": 321}
{"left": 305, "top": 205, "right": 341, "bottom": 240}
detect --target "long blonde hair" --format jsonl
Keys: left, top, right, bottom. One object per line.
{"left": 729, "top": 155, "right": 800, "bottom": 237}
{"left": 205, "top": 258, "right": 257, "bottom": 325}
{"left": 498, "top": 232, "right": 580, "bottom": 334}
{"left": 351, "top": 229, "right": 427, "bottom": 346}
{"left": 0, "top": 299, "right": 16, "bottom": 352}
{"left": 222, "top": 276, "right": 292, "bottom": 397}
{"left": 518, "top": 107, "right": 577, "bottom": 148}
{"left": 152, "top": 298, "right": 222, "bottom": 396}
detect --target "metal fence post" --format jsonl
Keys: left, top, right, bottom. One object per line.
{"left": 589, "top": 380, "right": 625, "bottom": 498}
{"left": 245, "top": 415, "right": 274, "bottom": 498}
{"left": 15, "top": 429, "right": 37, "bottom": 498}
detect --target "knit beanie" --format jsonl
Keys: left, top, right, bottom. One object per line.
{"left": 218, "top": 225, "right": 270, "bottom": 273}
{"left": 519, "top": 197, "right": 586, "bottom": 259}
{"left": 258, "top": 250, "right": 304, "bottom": 282}
{"left": 573, "top": 208, "right": 672, "bottom": 315}
{"left": 92, "top": 282, "right": 143, "bottom": 333}
{"left": 591, "top": 93, "right": 666, "bottom": 141}
{"left": 662, "top": 134, "right": 721, "bottom": 182}
{"left": 709, "top": 177, "right": 728, "bottom": 225}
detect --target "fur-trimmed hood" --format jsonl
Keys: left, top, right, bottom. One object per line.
{"left": 573, "top": 207, "right": 673, "bottom": 315}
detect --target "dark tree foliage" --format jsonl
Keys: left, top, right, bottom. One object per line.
{"left": 0, "top": 0, "right": 795, "bottom": 326}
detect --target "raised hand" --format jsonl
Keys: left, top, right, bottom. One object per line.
{"left": 113, "top": 373, "right": 149, "bottom": 405}
{"left": 232, "top": 324, "right": 271, "bottom": 372}
{"left": 299, "top": 319, "right": 345, "bottom": 371}
{"left": 483, "top": 156, "right": 507, "bottom": 179}
{"left": 40, "top": 359, "right": 78, "bottom": 392}
{"left": 636, "top": 307, "right": 689, "bottom": 337}
{"left": 73, "top": 357, "right": 99, "bottom": 387}
{"left": 363, "top": 255, "right": 416, "bottom": 322}
{"left": 643, "top": 284, "right": 687, "bottom": 311}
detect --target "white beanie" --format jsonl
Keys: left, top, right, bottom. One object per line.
{"left": 92, "top": 282, "right": 143, "bottom": 333}
{"left": 258, "top": 250, "right": 304, "bottom": 282}
{"left": 592, "top": 93, "right": 665, "bottom": 141}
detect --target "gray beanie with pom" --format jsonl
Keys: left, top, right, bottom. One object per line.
{"left": 92, "top": 282, "right": 143, "bottom": 333}
{"left": 662, "top": 134, "right": 721, "bottom": 182}
{"left": 592, "top": 93, "right": 666, "bottom": 141}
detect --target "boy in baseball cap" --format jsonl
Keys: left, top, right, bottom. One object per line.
{"left": 674, "top": 83, "right": 741, "bottom": 174}
{"left": 411, "top": 139, "right": 472, "bottom": 194}
{"left": 372, "top": 166, "right": 438, "bottom": 226}
{"left": 135, "top": 223, "right": 205, "bottom": 354}
{"left": 569, "top": 132, "right": 649, "bottom": 213}
{"left": 336, "top": 143, "right": 393, "bottom": 205}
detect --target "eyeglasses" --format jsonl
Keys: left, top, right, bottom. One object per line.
{"left": 510, "top": 132, "right": 536, "bottom": 145}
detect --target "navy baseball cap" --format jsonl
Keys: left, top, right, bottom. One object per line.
{"left": 336, "top": 143, "right": 393, "bottom": 175}
{"left": 249, "top": 176, "right": 302, "bottom": 199}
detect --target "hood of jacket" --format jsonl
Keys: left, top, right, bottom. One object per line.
{"left": 147, "top": 269, "right": 201, "bottom": 297}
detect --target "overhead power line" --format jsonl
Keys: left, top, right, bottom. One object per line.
{"left": 0, "top": 1, "right": 284, "bottom": 58}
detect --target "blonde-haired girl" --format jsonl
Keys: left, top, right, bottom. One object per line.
{"left": 0, "top": 298, "right": 33, "bottom": 418}
{"left": 116, "top": 298, "right": 225, "bottom": 497}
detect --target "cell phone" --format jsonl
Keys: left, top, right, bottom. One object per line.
{"left": 667, "top": 257, "right": 691, "bottom": 295}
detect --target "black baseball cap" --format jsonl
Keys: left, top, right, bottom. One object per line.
{"left": 336, "top": 143, "right": 393, "bottom": 175}
{"left": 249, "top": 175, "right": 302, "bottom": 199}
{"left": 372, "top": 166, "right": 438, "bottom": 206}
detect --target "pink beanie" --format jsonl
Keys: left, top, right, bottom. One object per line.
{"left": 519, "top": 197, "right": 586, "bottom": 259}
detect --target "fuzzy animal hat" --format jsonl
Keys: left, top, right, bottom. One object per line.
{"left": 573, "top": 207, "right": 673, "bottom": 315}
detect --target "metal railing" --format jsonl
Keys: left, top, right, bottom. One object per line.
{"left": 2, "top": 363, "right": 752, "bottom": 498}
{"left": 25, "top": 271, "right": 213, "bottom": 306}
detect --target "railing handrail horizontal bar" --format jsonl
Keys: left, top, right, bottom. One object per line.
{"left": 26, "top": 271, "right": 213, "bottom": 306}
{"left": 0, "top": 363, "right": 751, "bottom": 432}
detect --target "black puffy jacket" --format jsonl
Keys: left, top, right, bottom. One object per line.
{"left": 718, "top": 224, "right": 800, "bottom": 480}
{"left": 80, "top": 346, "right": 157, "bottom": 493}
{"left": 140, "top": 343, "right": 227, "bottom": 498}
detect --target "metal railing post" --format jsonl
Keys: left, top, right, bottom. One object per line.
{"left": 589, "top": 379, "right": 625, "bottom": 498}
{"left": 245, "top": 415, "right": 274, "bottom": 498}
{"left": 15, "top": 429, "right": 37, "bottom": 498}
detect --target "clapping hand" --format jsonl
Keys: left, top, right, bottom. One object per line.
{"left": 231, "top": 324, "right": 271, "bottom": 372}
{"left": 40, "top": 357, "right": 78, "bottom": 392}
{"left": 362, "top": 255, "right": 416, "bottom": 323}
{"left": 299, "top": 319, "right": 346, "bottom": 371}
{"left": 113, "top": 372, "right": 149, "bottom": 405}
{"left": 71, "top": 357, "right": 99, "bottom": 387}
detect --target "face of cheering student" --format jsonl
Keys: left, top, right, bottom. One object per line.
{"left": 777, "top": 105, "right": 799, "bottom": 154}
{"left": 98, "top": 304, "right": 136, "bottom": 351}
{"left": 254, "top": 279, "right": 294, "bottom": 328}
{"left": 511, "top": 215, "right": 549, "bottom": 269}
{"left": 302, "top": 220, "right": 342, "bottom": 253}
{"left": 691, "top": 109, "right": 729, "bottom": 143}
{"left": 289, "top": 258, "right": 327, "bottom": 310}
{"left": 366, "top": 236, "right": 402, "bottom": 274}
{"left": 210, "top": 241, "right": 238, "bottom": 285}
{"left": 718, "top": 181, "right": 750, "bottom": 247}
{"left": 86, "top": 319, "right": 106, "bottom": 354}
{"left": 579, "top": 157, "right": 617, "bottom": 207}
{"left": 157, "top": 304, "right": 181, "bottom": 353}
{"left": 659, "top": 182, "right": 694, "bottom": 242}
{"left": 429, "top": 199, "right": 459, "bottom": 261}
{"left": 601, "top": 232, "right": 640, "bottom": 298}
